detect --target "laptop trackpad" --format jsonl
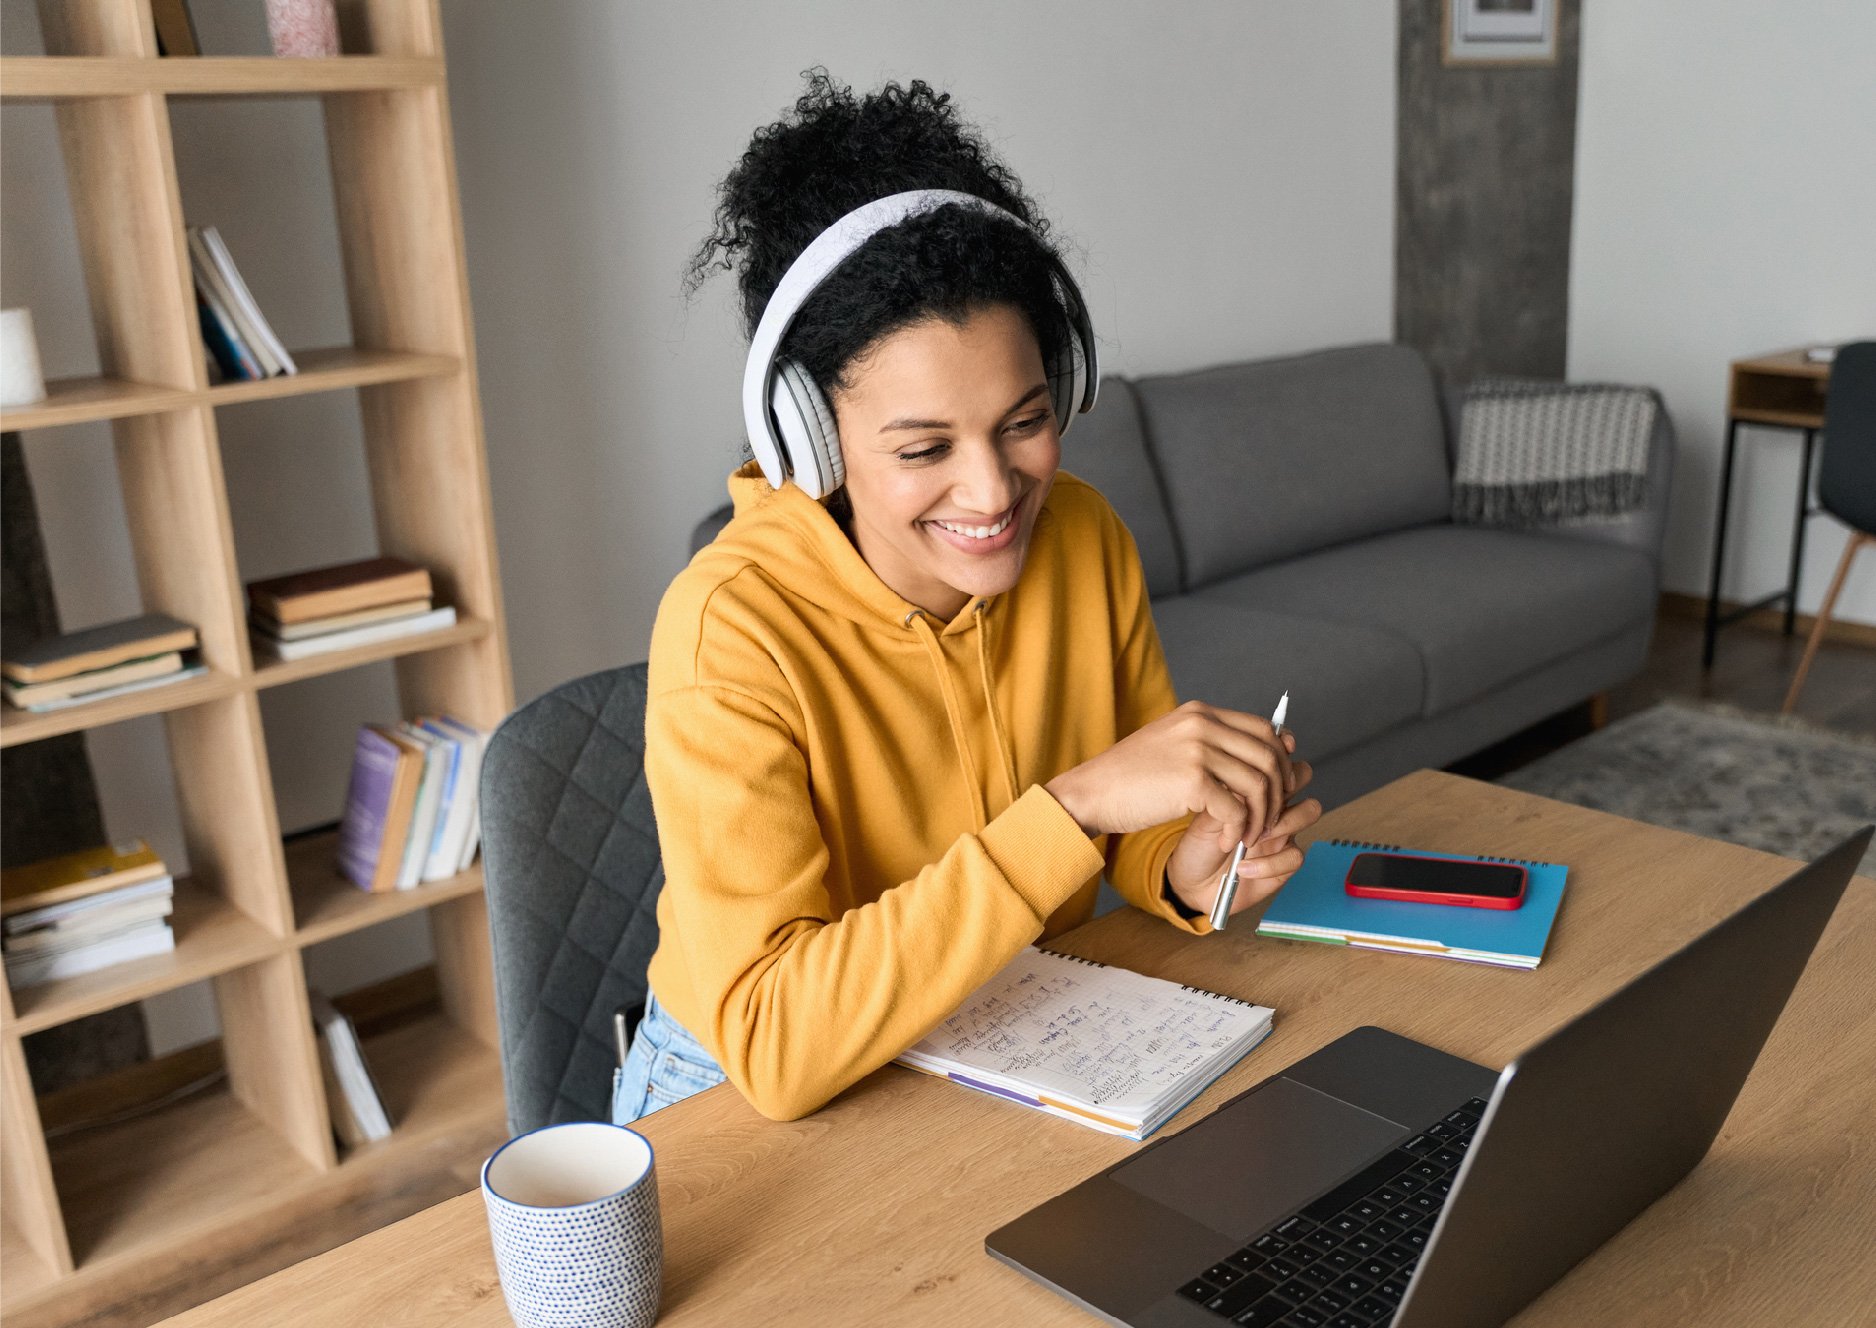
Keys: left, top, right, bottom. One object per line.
{"left": 1111, "top": 1076, "right": 1408, "bottom": 1240}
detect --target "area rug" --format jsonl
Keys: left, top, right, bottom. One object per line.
{"left": 1498, "top": 700, "right": 1876, "bottom": 877}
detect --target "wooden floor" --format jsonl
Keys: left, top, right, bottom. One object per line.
{"left": 37, "top": 614, "right": 1873, "bottom": 1328}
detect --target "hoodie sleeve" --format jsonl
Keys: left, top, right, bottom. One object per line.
{"left": 645, "top": 680, "right": 1105, "bottom": 1122}
{"left": 1099, "top": 506, "right": 1212, "bottom": 935}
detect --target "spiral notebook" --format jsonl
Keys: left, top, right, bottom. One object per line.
{"left": 1256, "top": 838, "right": 1571, "bottom": 970}
{"left": 895, "top": 946, "right": 1274, "bottom": 1141}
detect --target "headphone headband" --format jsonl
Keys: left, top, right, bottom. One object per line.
{"left": 741, "top": 189, "right": 1098, "bottom": 494}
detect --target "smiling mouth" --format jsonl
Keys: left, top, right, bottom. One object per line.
{"left": 931, "top": 511, "right": 1014, "bottom": 540}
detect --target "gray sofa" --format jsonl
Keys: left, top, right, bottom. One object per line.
{"left": 694, "top": 341, "right": 1673, "bottom": 811}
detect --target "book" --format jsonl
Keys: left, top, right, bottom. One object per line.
{"left": 3, "top": 652, "right": 183, "bottom": 708}
{"left": 247, "top": 556, "right": 433, "bottom": 625}
{"left": 393, "top": 724, "right": 450, "bottom": 889}
{"left": 4, "top": 613, "right": 198, "bottom": 684}
{"left": 1, "top": 840, "right": 167, "bottom": 917}
{"left": 4, "top": 876, "right": 175, "bottom": 934}
{"left": 895, "top": 946, "right": 1275, "bottom": 1141}
{"left": 198, "top": 227, "right": 297, "bottom": 375}
{"left": 309, "top": 991, "right": 394, "bottom": 1146}
{"left": 5, "top": 918, "right": 175, "bottom": 989}
{"left": 186, "top": 227, "right": 284, "bottom": 378}
{"left": 336, "top": 726, "right": 426, "bottom": 892}
{"left": 2, "top": 886, "right": 174, "bottom": 952}
{"left": 418, "top": 716, "right": 486, "bottom": 878}
{"left": 193, "top": 266, "right": 264, "bottom": 380}
{"left": 7, "top": 662, "right": 208, "bottom": 713}
{"left": 151, "top": 0, "right": 200, "bottom": 56}
{"left": 196, "top": 290, "right": 253, "bottom": 382}
{"left": 1255, "top": 838, "right": 1571, "bottom": 970}
{"left": 252, "top": 598, "right": 433, "bottom": 642}
{"left": 253, "top": 606, "right": 456, "bottom": 661}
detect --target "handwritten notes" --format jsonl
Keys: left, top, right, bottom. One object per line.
{"left": 899, "top": 948, "right": 1273, "bottom": 1129}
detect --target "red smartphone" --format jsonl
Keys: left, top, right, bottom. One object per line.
{"left": 1343, "top": 851, "right": 1527, "bottom": 910}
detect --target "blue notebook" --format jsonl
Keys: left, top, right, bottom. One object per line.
{"left": 1256, "top": 838, "right": 1570, "bottom": 970}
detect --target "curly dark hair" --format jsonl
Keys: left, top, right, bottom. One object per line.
{"left": 688, "top": 70, "right": 1070, "bottom": 399}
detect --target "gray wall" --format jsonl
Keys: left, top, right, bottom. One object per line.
{"left": 1395, "top": 0, "right": 1581, "bottom": 387}
{"left": 2, "top": 0, "right": 1399, "bottom": 1053}
{"left": 1567, "top": 0, "right": 1876, "bottom": 625}
{"left": 439, "top": 0, "right": 1400, "bottom": 703}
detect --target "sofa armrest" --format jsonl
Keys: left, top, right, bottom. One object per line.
{"left": 691, "top": 502, "right": 734, "bottom": 557}
{"left": 1538, "top": 403, "right": 1677, "bottom": 571}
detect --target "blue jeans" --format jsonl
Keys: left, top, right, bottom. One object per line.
{"left": 612, "top": 992, "right": 727, "bottom": 1124}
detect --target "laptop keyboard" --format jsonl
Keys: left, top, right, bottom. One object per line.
{"left": 1175, "top": 1097, "right": 1488, "bottom": 1327}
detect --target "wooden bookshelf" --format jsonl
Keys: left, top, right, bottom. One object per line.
{"left": 0, "top": 347, "right": 457, "bottom": 432}
{"left": 0, "top": 2, "right": 513, "bottom": 1321}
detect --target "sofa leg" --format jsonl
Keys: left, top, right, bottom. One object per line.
{"left": 1589, "top": 692, "right": 1609, "bottom": 731}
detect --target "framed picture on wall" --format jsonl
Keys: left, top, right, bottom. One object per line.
{"left": 1444, "top": 0, "right": 1557, "bottom": 65}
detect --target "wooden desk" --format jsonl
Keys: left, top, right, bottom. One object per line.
{"left": 158, "top": 771, "right": 1876, "bottom": 1327}
{"left": 1704, "top": 346, "right": 1837, "bottom": 667}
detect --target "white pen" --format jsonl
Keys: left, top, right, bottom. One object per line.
{"left": 1210, "top": 690, "right": 1290, "bottom": 932}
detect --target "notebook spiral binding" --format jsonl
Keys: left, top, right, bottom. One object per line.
{"left": 1180, "top": 985, "right": 1256, "bottom": 1008}
{"left": 1326, "top": 837, "right": 1558, "bottom": 869}
{"left": 1046, "top": 951, "right": 1108, "bottom": 969}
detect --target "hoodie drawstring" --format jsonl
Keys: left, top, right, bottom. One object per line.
{"left": 907, "top": 610, "right": 989, "bottom": 831}
{"left": 973, "top": 602, "right": 1021, "bottom": 812}
{"left": 905, "top": 603, "right": 1021, "bottom": 832}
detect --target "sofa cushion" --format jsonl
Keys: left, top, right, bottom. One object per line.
{"left": 1150, "top": 595, "right": 1426, "bottom": 762}
{"left": 1062, "top": 378, "right": 1183, "bottom": 597}
{"left": 1133, "top": 343, "right": 1452, "bottom": 587}
{"left": 1192, "top": 526, "right": 1657, "bottom": 716}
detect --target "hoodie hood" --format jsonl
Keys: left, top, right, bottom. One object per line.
{"left": 711, "top": 461, "right": 992, "bottom": 638}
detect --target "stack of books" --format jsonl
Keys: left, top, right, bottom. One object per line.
{"left": 2, "top": 614, "right": 206, "bottom": 713}
{"left": 247, "top": 556, "right": 456, "bottom": 661}
{"left": 2, "top": 841, "right": 176, "bottom": 990}
{"left": 189, "top": 224, "right": 297, "bottom": 382}
{"left": 336, "top": 716, "right": 489, "bottom": 893}
{"left": 310, "top": 990, "right": 395, "bottom": 1148}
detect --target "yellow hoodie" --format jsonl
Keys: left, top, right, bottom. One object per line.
{"left": 643, "top": 462, "right": 1203, "bottom": 1121}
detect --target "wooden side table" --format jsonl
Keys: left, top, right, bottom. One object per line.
{"left": 1702, "top": 347, "right": 1834, "bottom": 667}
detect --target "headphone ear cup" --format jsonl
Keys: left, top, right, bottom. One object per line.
{"left": 772, "top": 359, "right": 843, "bottom": 499}
{"left": 1048, "top": 341, "right": 1077, "bottom": 435}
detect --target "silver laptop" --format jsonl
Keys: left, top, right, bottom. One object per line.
{"left": 987, "top": 826, "right": 1869, "bottom": 1328}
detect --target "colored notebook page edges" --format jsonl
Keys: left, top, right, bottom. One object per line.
{"left": 1256, "top": 839, "right": 1570, "bottom": 970}
{"left": 896, "top": 946, "right": 1274, "bottom": 1141}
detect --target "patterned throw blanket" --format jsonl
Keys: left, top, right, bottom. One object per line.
{"left": 1453, "top": 380, "right": 1658, "bottom": 526}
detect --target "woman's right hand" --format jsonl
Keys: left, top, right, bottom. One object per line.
{"left": 1044, "top": 700, "right": 1300, "bottom": 845}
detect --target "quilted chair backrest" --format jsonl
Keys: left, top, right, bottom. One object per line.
{"left": 480, "top": 663, "right": 666, "bottom": 1135}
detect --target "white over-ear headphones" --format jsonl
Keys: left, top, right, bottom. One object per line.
{"left": 741, "top": 189, "right": 1100, "bottom": 500}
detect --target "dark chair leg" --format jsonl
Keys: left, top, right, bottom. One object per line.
{"left": 1703, "top": 420, "right": 1742, "bottom": 669}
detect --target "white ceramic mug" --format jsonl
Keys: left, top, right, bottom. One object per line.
{"left": 481, "top": 1122, "right": 662, "bottom": 1328}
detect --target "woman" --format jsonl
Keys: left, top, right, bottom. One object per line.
{"left": 617, "top": 74, "right": 1320, "bottom": 1125}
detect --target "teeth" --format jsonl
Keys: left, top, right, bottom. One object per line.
{"left": 935, "top": 514, "right": 1012, "bottom": 540}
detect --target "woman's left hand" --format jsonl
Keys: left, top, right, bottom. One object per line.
{"left": 1164, "top": 751, "right": 1322, "bottom": 920}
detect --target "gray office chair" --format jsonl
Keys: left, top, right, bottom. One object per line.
{"left": 480, "top": 663, "right": 665, "bottom": 1134}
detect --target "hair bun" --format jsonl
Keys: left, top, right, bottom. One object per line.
{"left": 689, "top": 70, "right": 1046, "bottom": 335}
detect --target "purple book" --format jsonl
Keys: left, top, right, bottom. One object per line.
{"left": 336, "top": 726, "right": 405, "bottom": 891}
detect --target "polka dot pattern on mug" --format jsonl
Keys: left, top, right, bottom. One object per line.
{"left": 483, "top": 1147, "right": 662, "bottom": 1328}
